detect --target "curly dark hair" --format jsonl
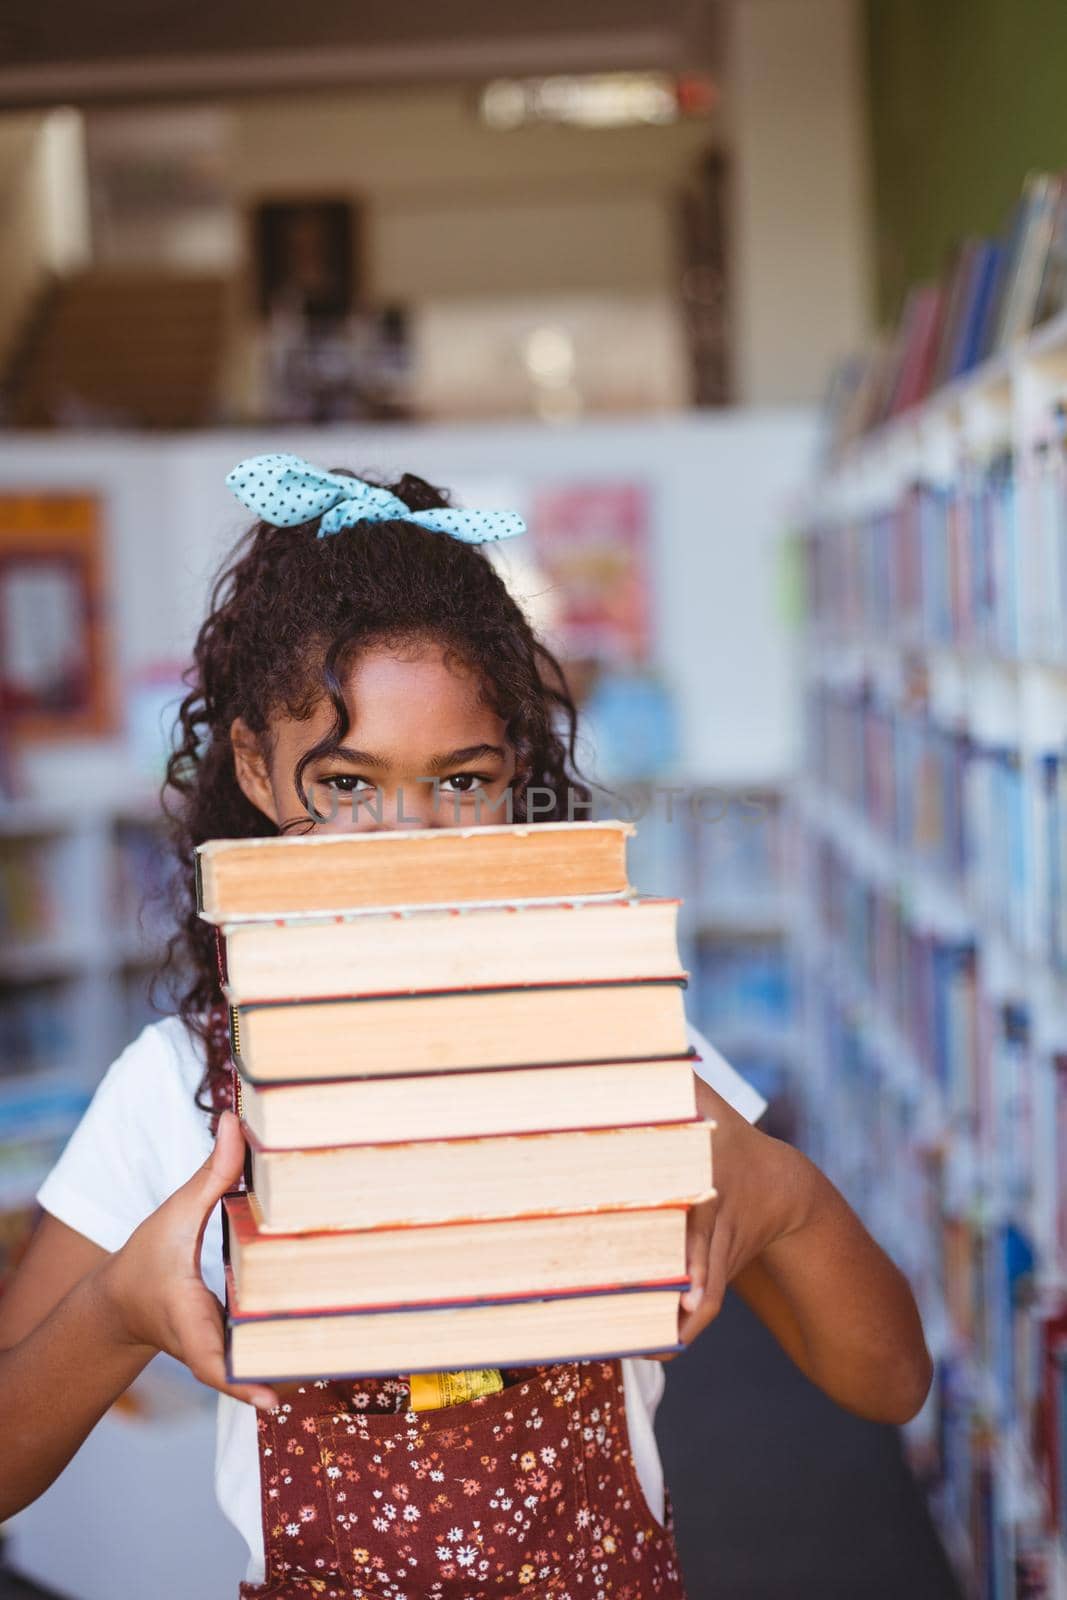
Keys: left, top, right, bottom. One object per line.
{"left": 156, "top": 469, "right": 595, "bottom": 1112}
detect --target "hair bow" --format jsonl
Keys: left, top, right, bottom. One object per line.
{"left": 225, "top": 452, "right": 525, "bottom": 543}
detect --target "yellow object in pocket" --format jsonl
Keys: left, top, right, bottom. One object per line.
{"left": 409, "top": 1368, "right": 504, "bottom": 1411}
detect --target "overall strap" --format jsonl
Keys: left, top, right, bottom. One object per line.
{"left": 203, "top": 999, "right": 238, "bottom": 1130}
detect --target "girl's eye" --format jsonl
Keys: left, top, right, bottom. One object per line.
{"left": 319, "top": 774, "right": 372, "bottom": 793}
{"left": 442, "top": 772, "right": 489, "bottom": 794}
{"left": 316, "top": 772, "right": 491, "bottom": 795}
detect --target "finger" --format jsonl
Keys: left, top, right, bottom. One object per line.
{"left": 180, "top": 1110, "right": 247, "bottom": 1231}
{"left": 184, "top": 1111, "right": 248, "bottom": 1271}
{"left": 168, "top": 1110, "right": 247, "bottom": 1227}
{"left": 679, "top": 1280, "right": 721, "bottom": 1344}
{"left": 204, "top": 1110, "right": 248, "bottom": 1196}
{"left": 679, "top": 1215, "right": 730, "bottom": 1344}
{"left": 174, "top": 1288, "right": 278, "bottom": 1412}
{"left": 681, "top": 1203, "right": 714, "bottom": 1313}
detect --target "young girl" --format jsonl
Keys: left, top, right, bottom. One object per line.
{"left": 0, "top": 455, "right": 931, "bottom": 1598}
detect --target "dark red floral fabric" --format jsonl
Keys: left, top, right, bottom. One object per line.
{"left": 240, "top": 1361, "right": 687, "bottom": 1600}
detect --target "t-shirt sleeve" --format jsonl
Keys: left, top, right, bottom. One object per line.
{"left": 685, "top": 1018, "right": 768, "bottom": 1125}
{"left": 623, "top": 1021, "right": 769, "bottom": 1426}
{"left": 36, "top": 1021, "right": 212, "bottom": 1254}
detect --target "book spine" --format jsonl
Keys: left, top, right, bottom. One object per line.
{"left": 194, "top": 847, "right": 205, "bottom": 915}
{"left": 214, "top": 925, "right": 229, "bottom": 989}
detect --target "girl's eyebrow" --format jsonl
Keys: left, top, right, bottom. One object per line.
{"left": 326, "top": 743, "right": 507, "bottom": 773}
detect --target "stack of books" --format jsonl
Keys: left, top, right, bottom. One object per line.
{"left": 195, "top": 820, "right": 714, "bottom": 1384}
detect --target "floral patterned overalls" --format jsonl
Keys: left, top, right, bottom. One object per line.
{"left": 205, "top": 1005, "right": 690, "bottom": 1600}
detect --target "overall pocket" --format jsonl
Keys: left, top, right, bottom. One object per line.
{"left": 315, "top": 1364, "right": 592, "bottom": 1599}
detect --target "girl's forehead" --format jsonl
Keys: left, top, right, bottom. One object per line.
{"left": 272, "top": 645, "right": 508, "bottom": 752}
{"left": 285, "top": 643, "right": 480, "bottom": 714}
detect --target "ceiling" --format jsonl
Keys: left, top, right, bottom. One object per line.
{"left": 0, "top": 0, "right": 723, "bottom": 110}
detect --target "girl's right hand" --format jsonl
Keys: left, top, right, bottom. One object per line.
{"left": 100, "top": 1110, "right": 278, "bottom": 1411}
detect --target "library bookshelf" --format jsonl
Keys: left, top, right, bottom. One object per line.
{"left": 624, "top": 780, "right": 799, "bottom": 1137}
{"left": 0, "top": 795, "right": 173, "bottom": 1286}
{"left": 796, "top": 305, "right": 1067, "bottom": 1598}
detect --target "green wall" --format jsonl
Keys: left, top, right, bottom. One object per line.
{"left": 867, "top": 0, "right": 1067, "bottom": 322}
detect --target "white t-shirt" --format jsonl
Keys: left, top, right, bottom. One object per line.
{"left": 37, "top": 1012, "right": 766, "bottom": 1585}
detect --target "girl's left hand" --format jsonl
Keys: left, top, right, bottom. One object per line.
{"left": 672, "top": 1077, "right": 815, "bottom": 1349}
{"left": 651, "top": 1076, "right": 934, "bottom": 1424}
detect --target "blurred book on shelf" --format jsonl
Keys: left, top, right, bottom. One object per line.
{"left": 693, "top": 934, "right": 793, "bottom": 1039}
{"left": 1, "top": 980, "right": 77, "bottom": 1077}
{"left": 690, "top": 787, "right": 791, "bottom": 915}
{"left": 111, "top": 814, "right": 179, "bottom": 959}
{"left": 820, "top": 168, "right": 1067, "bottom": 460}
{"left": 0, "top": 834, "right": 64, "bottom": 949}
{"left": 621, "top": 781, "right": 799, "bottom": 1138}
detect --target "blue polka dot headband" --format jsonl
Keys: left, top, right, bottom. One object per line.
{"left": 226, "top": 452, "right": 526, "bottom": 543}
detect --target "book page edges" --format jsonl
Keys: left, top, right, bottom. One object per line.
{"left": 225, "top": 1263, "right": 691, "bottom": 1322}
{"left": 199, "top": 819, "right": 636, "bottom": 859}
{"left": 202, "top": 888, "right": 638, "bottom": 926}
{"left": 224, "top": 1191, "right": 694, "bottom": 1243}
{"left": 218, "top": 892, "right": 677, "bottom": 932}
{"left": 241, "top": 1113, "right": 712, "bottom": 1156}
{"left": 236, "top": 1046, "right": 697, "bottom": 1092}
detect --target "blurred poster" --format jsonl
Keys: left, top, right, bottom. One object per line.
{"left": 530, "top": 483, "right": 652, "bottom": 668}
{"left": 0, "top": 495, "right": 112, "bottom": 738}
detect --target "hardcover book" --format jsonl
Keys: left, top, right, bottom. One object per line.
{"left": 197, "top": 819, "right": 634, "bottom": 921}
{"left": 225, "top": 1268, "right": 686, "bottom": 1383}
{"left": 219, "top": 894, "right": 684, "bottom": 1004}
{"left": 238, "top": 1053, "right": 698, "bottom": 1149}
{"left": 246, "top": 1117, "right": 715, "bottom": 1233}
{"left": 230, "top": 977, "right": 690, "bottom": 1083}
{"left": 223, "top": 1192, "right": 690, "bottom": 1314}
